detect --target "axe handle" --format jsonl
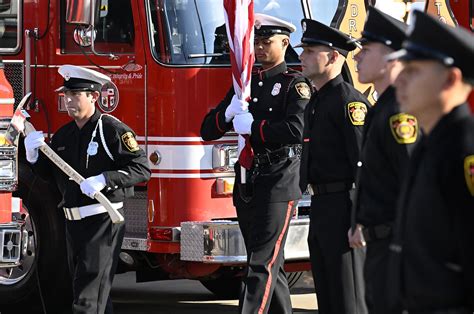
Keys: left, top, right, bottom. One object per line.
{"left": 25, "top": 122, "right": 124, "bottom": 224}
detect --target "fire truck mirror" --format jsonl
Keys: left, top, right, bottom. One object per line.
{"left": 0, "top": 0, "right": 11, "bottom": 13}
{"left": 65, "top": 0, "right": 102, "bottom": 25}
{"left": 73, "top": 25, "right": 95, "bottom": 47}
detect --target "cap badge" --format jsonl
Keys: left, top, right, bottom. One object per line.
{"left": 347, "top": 102, "right": 367, "bottom": 126}
{"left": 389, "top": 113, "right": 418, "bottom": 144}
{"left": 255, "top": 20, "right": 262, "bottom": 29}
{"left": 271, "top": 83, "right": 281, "bottom": 96}
{"left": 302, "top": 21, "right": 306, "bottom": 32}
{"left": 121, "top": 132, "right": 140, "bottom": 152}
{"left": 64, "top": 72, "right": 71, "bottom": 81}
{"left": 464, "top": 155, "right": 474, "bottom": 196}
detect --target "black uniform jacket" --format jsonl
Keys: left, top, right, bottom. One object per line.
{"left": 356, "top": 86, "right": 418, "bottom": 226}
{"left": 392, "top": 104, "right": 474, "bottom": 311}
{"left": 300, "top": 74, "right": 370, "bottom": 189}
{"left": 200, "top": 62, "right": 312, "bottom": 203}
{"left": 33, "top": 109, "right": 151, "bottom": 208}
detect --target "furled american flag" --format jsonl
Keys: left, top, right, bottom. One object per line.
{"left": 223, "top": 0, "right": 255, "bottom": 183}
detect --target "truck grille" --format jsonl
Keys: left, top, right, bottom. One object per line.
{"left": 3, "top": 61, "right": 24, "bottom": 108}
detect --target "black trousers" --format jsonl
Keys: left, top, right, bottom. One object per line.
{"left": 236, "top": 198, "right": 295, "bottom": 314}
{"left": 66, "top": 210, "right": 125, "bottom": 314}
{"left": 309, "top": 193, "right": 367, "bottom": 314}
{"left": 364, "top": 238, "right": 400, "bottom": 314}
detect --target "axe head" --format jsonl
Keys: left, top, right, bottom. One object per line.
{"left": 5, "top": 92, "right": 32, "bottom": 146}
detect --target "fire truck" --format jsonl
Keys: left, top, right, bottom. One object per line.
{"left": 0, "top": 0, "right": 472, "bottom": 311}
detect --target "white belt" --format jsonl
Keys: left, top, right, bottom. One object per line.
{"left": 63, "top": 202, "right": 123, "bottom": 221}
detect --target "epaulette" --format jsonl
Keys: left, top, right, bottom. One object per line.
{"left": 101, "top": 113, "right": 122, "bottom": 123}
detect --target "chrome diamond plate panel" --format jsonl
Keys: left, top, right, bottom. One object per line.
{"left": 123, "top": 191, "right": 148, "bottom": 239}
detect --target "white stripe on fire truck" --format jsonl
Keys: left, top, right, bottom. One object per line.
{"left": 136, "top": 136, "right": 238, "bottom": 142}
{"left": 146, "top": 144, "right": 218, "bottom": 170}
{"left": 151, "top": 173, "right": 234, "bottom": 179}
{"left": 0, "top": 98, "right": 15, "bottom": 104}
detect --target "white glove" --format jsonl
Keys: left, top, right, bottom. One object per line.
{"left": 225, "top": 95, "right": 249, "bottom": 122}
{"left": 233, "top": 112, "right": 254, "bottom": 135}
{"left": 80, "top": 174, "right": 106, "bottom": 199}
{"left": 24, "top": 131, "right": 45, "bottom": 164}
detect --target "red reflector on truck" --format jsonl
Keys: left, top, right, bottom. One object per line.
{"left": 150, "top": 228, "right": 173, "bottom": 241}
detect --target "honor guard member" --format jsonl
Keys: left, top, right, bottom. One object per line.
{"left": 24, "top": 65, "right": 151, "bottom": 314}
{"left": 200, "top": 14, "right": 312, "bottom": 314}
{"left": 297, "top": 19, "right": 370, "bottom": 314}
{"left": 387, "top": 11, "right": 474, "bottom": 314}
{"left": 347, "top": 8, "right": 419, "bottom": 314}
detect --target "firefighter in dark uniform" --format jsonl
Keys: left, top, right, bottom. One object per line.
{"left": 346, "top": 8, "right": 419, "bottom": 314}
{"left": 200, "top": 14, "right": 312, "bottom": 314}
{"left": 386, "top": 11, "right": 474, "bottom": 314}
{"left": 297, "top": 19, "right": 369, "bottom": 314}
{"left": 24, "top": 65, "right": 151, "bottom": 314}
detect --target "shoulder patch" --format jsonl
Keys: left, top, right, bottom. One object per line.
{"left": 121, "top": 132, "right": 139, "bottom": 152}
{"left": 347, "top": 102, "right": 367, "bottom": 126}
{"left": 389, "top": 113, "right": 418, "bottom": 144}
{"left": 464, "top": 155, "right": 474, "bottom": 196}
{"left": 295, "top": 82, "right": 311, "bottom": 99}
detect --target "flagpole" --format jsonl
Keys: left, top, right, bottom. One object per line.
{"left": 224, "top": 0, "right": 255, "bottom": 184}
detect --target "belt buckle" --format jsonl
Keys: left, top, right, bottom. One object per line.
{"left": 288, "top": 147, "right": 295, "bottom": 158}
{"left": 63, "top": 208, "right": 70, "bottom": 220}
{"left": 63, "top": 207, "right": 82, "bottom": 221}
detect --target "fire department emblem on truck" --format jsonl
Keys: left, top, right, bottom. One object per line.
{"left": 99, "top": 81, "right": 120, "bottom": 113}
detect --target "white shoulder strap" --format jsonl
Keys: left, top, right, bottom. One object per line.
{"left": 98, "top": 115, "right": 115, "bottom": 161}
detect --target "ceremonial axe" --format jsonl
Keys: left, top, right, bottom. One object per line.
{"left": 6, "top": 93, "right": 124, "bottom": 224}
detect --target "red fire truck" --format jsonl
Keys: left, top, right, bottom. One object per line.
{"left": 0, "top": 0, "right": 472, "bottom": 311}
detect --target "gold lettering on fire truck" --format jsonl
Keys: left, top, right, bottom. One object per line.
{"left": 349, "top": 4, "right": 358, "bottom": 32}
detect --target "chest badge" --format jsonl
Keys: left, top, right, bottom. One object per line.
{"left": 271, "top": 83, "right": 281, "bottom": 96}
{"left": 464, "top": 155, "right": 474, "bottom": 196}
{"left": 87, "top": 141, "right": 99, "bottom": 156}
{"left": 389, "top": 113, "right": 418, "bottom": 144}
{"left": 347, "top": 102, "right": 367, "bottom": 126}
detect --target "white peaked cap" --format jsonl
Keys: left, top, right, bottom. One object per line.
{"left": 254, "top": 13, "right": 296, "bottom": 36}
{"left": 56, "top": 65, "right": 111, "bottom": 92}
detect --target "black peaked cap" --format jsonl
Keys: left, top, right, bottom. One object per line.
{"left": 390, "top": 10, "right": 474, "bottom": 83}
{"left": 295, "top": 19, "right": 357, "bottom": 57}
{"left": 357, "top": 7, "right": 407, "bottom": 50}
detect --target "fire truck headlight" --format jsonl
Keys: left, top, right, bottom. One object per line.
{"left": 0, "top": 146, "right": 17, "bottom": 191}
{"left": 0, "top": 159, "right": 14, "bottom": 179}
{"left": 212, "top": 144, "right": 238, "bottom": 172}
